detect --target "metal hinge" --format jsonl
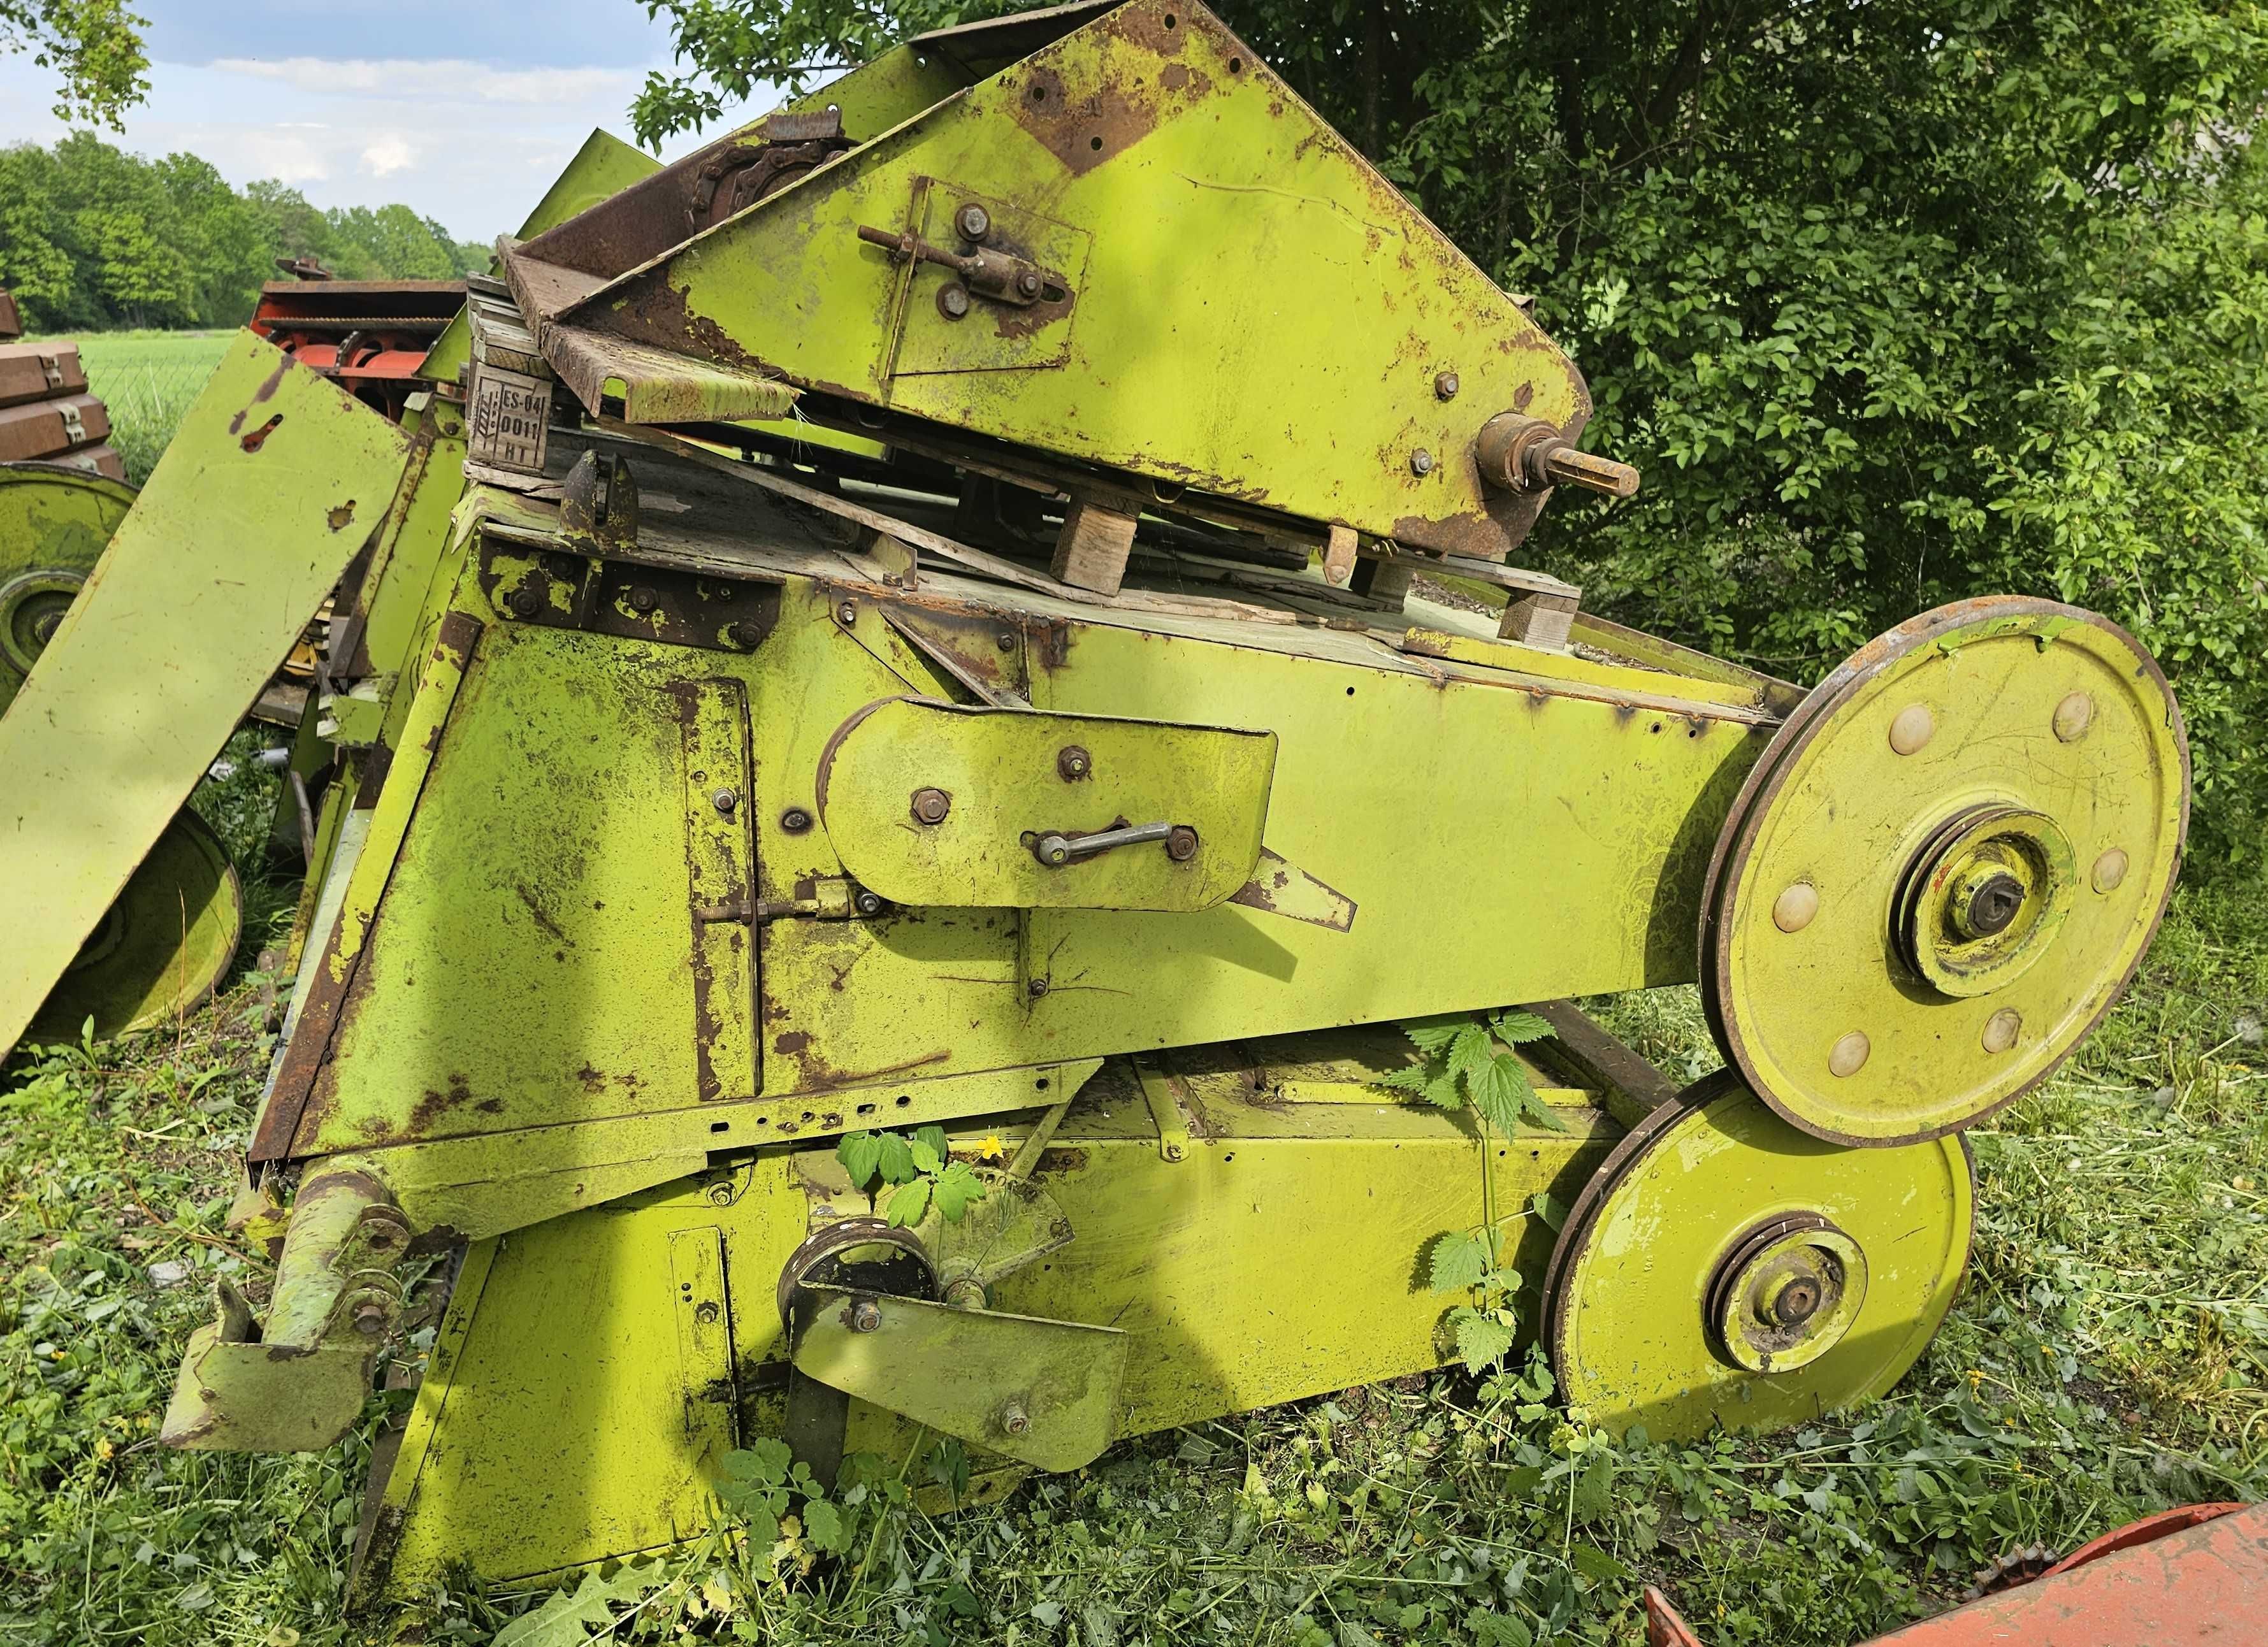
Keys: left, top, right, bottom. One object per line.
{"left": 58, "top": 400, "right": 86, "bottom": 444}
{"left": 38, "top": 350, "right": 63, "bottom": 389}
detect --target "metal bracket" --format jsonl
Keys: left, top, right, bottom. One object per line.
{"left": 1133, "top": 1059, "right": 1192, "bottom": 1162}
{"left": 57, "top": 400, "right": 85, "bottom": 445}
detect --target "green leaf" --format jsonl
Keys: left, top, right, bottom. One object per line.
{"left": 908, "top": 1138, "right": 941, "bottom": 1176}
{"left": 874, "top": 1132, "right": 918, "bottom": 1184}
{"left": 1568, "top": 1543, "right": 1633, "bottom": 1584}
{"left": 1404, "top": 1016, "right": 1468, "bottom": 1054}
{"left": 1572, "top": 1451, "right": 1613, "bottom": 1525}
{"left": 722, "top": 1439, "right": 791, "bottom": 1488}
{"left": 1429, "top": 1230, "right": 1489, "bottom": 1291}
{"left": 1468, "top": 1610, "right": 1533, "bottom": 1647}
{"left": 1451, "top": 1306, "right": 1515, "bottom": 1373}
{"left": 886, "top": 1177, "right": 932, "bottom": 1227}
{"left": 1466, "top": 1052, "right": 1531, "bottom": 1136}
{"left": 802, "top": 1497, "right": 848, "bottom": 1553}
{"left": 1492, "top": 1009, "right": 1553, "bottom": 1045}
{"left": 1529, "top": 1190, "right": 1568, "bottom": 1232}
{"left": 915, "top": 1123, "right": 949, "bottom": 1160}
{"left": 1448, "top": 1025, "right": 1494, "bottom": 1087}
{"left": 932, "top": 1160, "right": 987, "bottom": 1222}
{"left": 1378, "top": 1062, "right": 1434, "bottom": 1093}
{"left": 493, "top": 1564, "right": 664, "bottom": 1647}
{"left": 835, "top": 1131, "right": 882, "bottom": 1190}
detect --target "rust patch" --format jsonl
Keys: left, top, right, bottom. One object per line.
{"left": 577, "top": 1065, "right": 606, "bottom": 1093}
{"left": 512, "top": 884, "right": 572, "bottom": 947}
{"left": 774, "top": 1030, "right": 812, "bottom": 1055}
{"left": 1030, "top": 1145, "right": 1090, "bottom": 1179}
{"left": 403, "top": 1074, "right": 474, "bottom": 1137}
{"left": 239, "top": 414, "right": 284, "bottom": 452}
{"left": 250, "top": 351, "right": 292, "bottom": 405}
{"left": 326, "top": 500, "right": 357, "bottom": 531}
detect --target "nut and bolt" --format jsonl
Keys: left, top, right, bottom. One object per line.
{"left": 1057, "top": 745, "right": 1091, "bottom": 781}
{"left": 695, "top": 1300, "right": 720, "bottom": 1325}
{"left": 1017, "top": 270, "right": 1043, "bottom": 299}
{"left": 854, "top": 889, "right": 885, "bottom": 917}
{"left": 849, "top": 1298, "right": 883, "bottom": 1333}
{"left": 995, "top": 629, "right": 1018, "bottom": 652}
{"left": 956, "top": 203, "right": 992, "bottom": 241}
{"left": 1434, "top": 371, "right": 1461, "bottom": 400}
{"left": 836, "top": 600, "right": 858, "bottom": 626}
{"left": 1165, "top": 825, "right": 1200, "bottom": 863}
{"left": 1956, "top": 870, "right": 2025, "bottom": 939}
{"left": 911, "top": 787, "right": 953, "bottom": 825}
{"left": 508, "top": 584, "right": 544, "bottom": 618}
{"left": 1028, "top": 977, "right": 1051, "bottom": 998}
{"left": 999, "top": 1403, "right": 1031, "bottom": 1437}
{"left": 779, "top": 807, "right": 814, "bottom": 833}
{"left": 350, "top": 1300, "right": 389, "bottom": 1338}
{"left": 937, "top": 283, "right": 972, "bottom": 320}
{"left": 1770, "top": 1277, "right": 1821, "bottom": 1327}
{"left": 712, "top": 788, "right": 739, "bottom": 816}
{"left": 728, "top": 620, "right": 765, "bottom": 650}
{"left": 707, "top": 1182, "right": 736, "bottom": 1206}
{"left": 629, "top": 586, "right": 657, "bottom": 612}
{"left": 1410, "top": 448, "right": 1436, "bottom": 477}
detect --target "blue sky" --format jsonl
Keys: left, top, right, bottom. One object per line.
{"left": 0, "top": 1, "right": 774, "bottom": 240}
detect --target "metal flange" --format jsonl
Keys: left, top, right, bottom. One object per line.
{"left": 1700, "top": 597, "right": 2188, "bottom": 1146}
{"left": 1545, "top": 1071, "right": 1972, "bottom": 1442}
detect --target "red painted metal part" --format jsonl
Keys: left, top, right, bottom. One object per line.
{"left": 1643, "top": 1503, "right": 2267, "bottom": 1646}
{"left": 247, "top": 278, "right": 465, "bottom": 421}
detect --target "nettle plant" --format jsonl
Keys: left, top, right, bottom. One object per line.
{"left": 834, "top": 1123, "right": 990, "bottom": 1226}
{"left": 1380, "top": 1010, "right": 1567, "bottom": 1374}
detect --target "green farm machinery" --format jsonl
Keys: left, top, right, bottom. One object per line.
{"left": 0, "top": 0, "right": 2188, "bottom": 1614}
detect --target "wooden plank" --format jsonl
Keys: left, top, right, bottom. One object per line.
{"left": 1321, "top": 524, "right": 1357, "bottom": 587}
{"left": 1051, "top": 493, "right": 1139, "bottom": 594}
{"left": 1499, "top": 588, "right": 1580, "bottom": 649}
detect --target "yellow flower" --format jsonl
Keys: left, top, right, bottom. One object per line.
{"left": 978, "top": 1135, "right": 1007, "bottom": 1160}
{"left": 95, "top": 1439, "right": 115, "bottom": 1461}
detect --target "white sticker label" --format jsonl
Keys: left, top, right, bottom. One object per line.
{"left": 469, "top": 364, "right": 553, "bottom": 473}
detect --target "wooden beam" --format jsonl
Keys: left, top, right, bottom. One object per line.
{"left": 1051, "top": 494, "right": 1140, "bottom": 595}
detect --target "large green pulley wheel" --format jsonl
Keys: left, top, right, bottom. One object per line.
{"left": 1701, "top": 598, "right": 2188, "bottom": 1146}
{"left": 27, "top": 809, "right": 244, "bottom": 1043}
{"left": 0, "top": 461, "right": 136, "bottom": 715}
{"left": 1545, "top": 1073, "right": 1972, "bottom": 1442}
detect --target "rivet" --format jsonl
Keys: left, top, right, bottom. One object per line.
{"left": 2091, "top": 847, "right": 2129, "bottom": 893}
{"left": 1828, "top": 1031, "right": 1871, "bottom": 1078}
{"left": 1410, "top": 449, "right": 1436, "bottom": 477}
{"left": 1981, "top": 1009, "right": 2022, "bottom": 1054}
{"left": 1888, "top": 703, "right": 1935, "bottom": 756}
{"left": 2053, "top": 691, "right": 2095, "bottom": 742}
{"left": 779, "top": 807, "right": 813, "bottom": 834}
{"left": 1772, "top": 882, "right": 1819, "bottom": 933}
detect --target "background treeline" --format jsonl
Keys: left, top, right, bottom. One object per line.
{"left": 0, "top": 133, "right": 487, "bottom": 332}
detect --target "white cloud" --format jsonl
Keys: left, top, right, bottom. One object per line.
{"left": 210, "top": 57, "right": 642, "bottom": 108}
{"left": 239, "top": 129, "right": 331, "bottom": 185}
{"left": 361, "top": 134, "right": 415, "bottom": 177}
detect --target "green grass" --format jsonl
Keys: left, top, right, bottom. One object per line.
{"left": 3, "top": 754, "right": 2262, "bottom": 1647}
{"left": 22, "top": 330, "right": 235, "bottom": 485}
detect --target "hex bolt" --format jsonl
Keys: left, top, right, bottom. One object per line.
{"left": 956, "top": 202, "right": 992, "bottom": 241}
{"left": 629, "top": 586, "right": 657, "bottom": 612}
{"left": 1017, "top": 270, "right": 1043, "bottom": 299}
{"left": 507, "top": 585, "right": 544, "bottom": 619}
{"left": 1410, "top": 449, "right": 1436, "bottom": 477}
{"left": 1057, "top": 745, "right": 1091, "bottom": 781}
{"left": 695, "top": 1300, "right": 720, "bottom": 1325}
{"left": 707, "top": 1182, "right": 735, "bottom": 1206}
{"left": 1028, "top": 977, "right": 1051, "bottom": 998}
{"left": 1165, "top": 826, "right": 1200, "bottom": 862}
{"left": 728, "top": 621, "right": 765, "bottom": 651}
{"left": 712, "top": 788, "right": 739, "bottom": 816}
{"left": 937, "top": 283, "right": 972, "bottom": 320}
{"left": 1434, "top": 371, "right": 1461, "bottom": 401}
{"left": 837, "top": 600, "right": 858, "bottom": 626}
{"left": 995, "top": 629, "right": 1018, "bottom": 652}
{"left": 999, "top": 1402, "right": 1031, "bottom": 1436}
{"left": 780, "top": 807, "right": 814, "bottom": 834}
{"left": 849, "top": 1298, "right": 883, "bottom": 1333}
{"left": 855, "top": 889, "right": 885, "bottom": 917}
{"left": 351, "top": 1300, "right": 389, "bottom": 1338}
{"left": 911, "top": 787, "right": 952, "bottom": 825}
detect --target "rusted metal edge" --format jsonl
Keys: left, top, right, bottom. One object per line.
{"left": 1525, "top": 1000, "right": 1683, "bottom": 1130}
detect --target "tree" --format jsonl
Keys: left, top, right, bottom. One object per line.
{"left": 632, "top": 0, "right": 2268, "bottom": 861}
{"left": 1, "top": 0, "right": 148, "bottom": 127}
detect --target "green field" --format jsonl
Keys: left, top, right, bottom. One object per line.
{"left": 23, "top": 329, "right": 236, "bottom": 485}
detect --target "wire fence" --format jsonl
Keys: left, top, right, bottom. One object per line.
{"left": 54, "top": 331, "right": 235, "bottom": 485}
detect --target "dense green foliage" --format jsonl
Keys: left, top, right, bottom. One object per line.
{"left": 0, "top": 0, "right": 147, "bottom": 127}
{"left": 0, "top": 134, "right": 489, "bottom": 333}
{"left": 637, "top": 0, "right": 2268, "bottom": 863}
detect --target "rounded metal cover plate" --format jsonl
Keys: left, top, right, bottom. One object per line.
{"left": 1546, "top": 1072, "right": 1972, "bottom": 1442}
{"left": 1701, "top": 598, "right": 2187, "bottom": 1145}
{"left": 0, "top": 461, "right": 135, "bottom": 713}
{"left": 29, "top": 809, "right": 242, "bottom": 1042}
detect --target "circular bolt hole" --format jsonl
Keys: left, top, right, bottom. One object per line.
{"left": 1228, "top": 55, "right": 1243, "bottom": 71}
{"left": 1029, "top": 977, "right": 1050, "bottom": 998}
{"left": 1030, "top": 83, "right": 1046, "bottom": 102}
{"left": 779, "top": 807, "right": 813, "bottom": 833}
{"left": 1090, "top": 135, "right": 1104, "bottom": 151}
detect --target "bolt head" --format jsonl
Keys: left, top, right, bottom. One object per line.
{"left": 995, "top": 629, "right": 1018, "bottom": 652}
{"left": 956, "top": 203, "right": 992, "bottom": 241}
{"left": 728, "top": 620, "right": 765, "bottom": 650}
{"left": 1028, "top": 977, "right": 1050, "bottom": 998}
{"left": 712, "top": 788, "right": 739, "bottom": 815}
{"left": 629, "top": 586, "right": 657, "bottom": 612}
{"left": 351, "top": 1301, "right": 388, "bottom": 1337}
{"left": 837, "top": 600, "right": 857, "bottom": 626}
{"left": 911, "top": 787, "right": 952, "bottom": 825}
{"left": 1057, "top": 745, "right": 1091, "bottom": 781}
{"left": 937, "top": 283, "right": 971, "bottom": 320}
{"left": 1018, "top": 270, "right": 1043, "bottom": 298}
{"left": 707, "top": 1182, "right": 735, "bottom": 1206}
{"left": 1434, "top": 371, "right": 1461, "bottom": 400}
{"left": 780, "top": 807, "right": 814, "bottom": 834}
{"left": 849, "top": 1298, "right": 883, "bottom": 1333}
{"left": 1000, "top": 1403, "right": 1030, "bottom": 1435}
{"left": 855, "top": 890, "right": 884, "bottom": 916}
{"left": 695, "top": 1299, "right": 720, "bottom": 1325}
{"left": 1165, "top": 825, "right": 1200, "bottom": 862}
{"left": 1410, "top": 449, "right": 1436, "bottom": 477}
{"left": 507, "top": 584, "right": 544, "bottom": 618}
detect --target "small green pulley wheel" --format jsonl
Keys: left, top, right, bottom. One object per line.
{"left": 1701, "top": 597, "right": 2188, "bottom": 1146}
{"left": 28, "top": 809, "right": 243, "bottom": 1042}
{"left": 1545, "top": 1072, "right": 1972, "bottom": 1442}
{"left": 0, "top": 461, "right": 136, "bottom": 715}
